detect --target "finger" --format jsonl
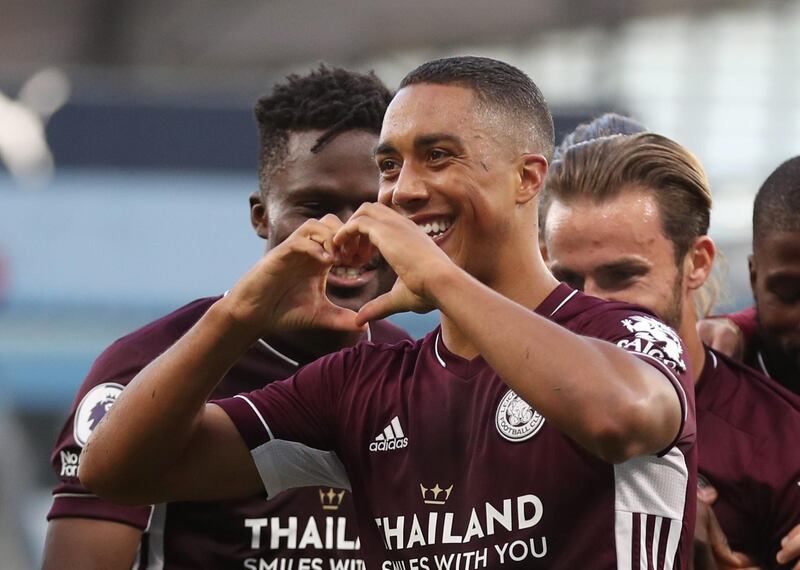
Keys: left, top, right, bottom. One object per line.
{"left": 778, "top": 526, "right": 800, "bottom": 565}
{"left": 355, "top": 292, "right": 401, "bottom": 326}
{"left": 697, "top": 483, "right": 719, "bottom": 505}
{"left": 315, "top": 303, "right": 368, "bottom": 333}
{"left": 285, "top": 231, "right": 334, "bottom": 264}
{"left": 705, "top": 506, "right": 746, "bottom": 567}
{"left": 297, "top": 219, "right": 337, "bottom": 256}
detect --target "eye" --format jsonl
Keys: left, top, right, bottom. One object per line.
{"left": 427, "top": 149, "right": 450, "bottom": 162}
{"left": 378, "top": 158, "right": 400, "bottom": 177}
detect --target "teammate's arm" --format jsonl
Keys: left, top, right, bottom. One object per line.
{"left": 80, "top": 217, "right": 358, "bottom": 504}
{"left": 339, "top": 203, "right": 682, "bottom": 464}
{"left": 42, "top": 519, "right": 141, "bottom": 570}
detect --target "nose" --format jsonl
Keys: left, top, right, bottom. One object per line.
{"left": 384, "top": 165, "right": 430, "bottom": 212}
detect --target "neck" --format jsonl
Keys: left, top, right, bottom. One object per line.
{"left": 440, "top": 239, "right": 559, "bottom": 359}
{"left": 263, "top": 327, "right": 367, "bottom": 365}
{"left": 679, "top": 297, "right": 706, "bottom": 384}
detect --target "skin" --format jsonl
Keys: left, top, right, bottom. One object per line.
{"left": 44, "top": 128, "right": 391, "bottom": 567}
{"left": 79, "top": 83, "right": 681, "bottom": 515}
{"left": 750, "top": 231, "right": 800, "bottom": 386}
{"left": 544, "top": 190, "right": 772, "bottom": 569}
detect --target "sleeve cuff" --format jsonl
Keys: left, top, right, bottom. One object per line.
{"left": 47, "top": 494, "right": 152, "bottom": 531}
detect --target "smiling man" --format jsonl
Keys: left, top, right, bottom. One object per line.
{"left": 43, "top": 66, "right": 407, "bottom": 570}
{"left": 80, "top": 56, "right": 697, "bottom": 569}
{"left": 543, "top": 131, "right": 800, "bottom": 569}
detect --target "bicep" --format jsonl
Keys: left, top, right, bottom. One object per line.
{"left": 42, "top": 518, "right": 142, "bottom": 570}
{"left": 154, "top": 403, "right": 264, "bottom": 503}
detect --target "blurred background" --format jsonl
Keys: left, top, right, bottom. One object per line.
{"left": 1, "top": 0, "right": 799, "bottom": 567}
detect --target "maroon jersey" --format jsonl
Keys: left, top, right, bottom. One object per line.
{"left": 48, "top": 296, "right": 409, "bottom": 570}
{"left": 217, "top": 285, "right": 697, "bottom": 570}
{"left": 696, "top": 347, "right": 800, "bottom": 568}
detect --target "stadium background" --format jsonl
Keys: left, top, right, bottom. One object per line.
{"left": 1, "top": 1, "right": 799, "bottom": 567}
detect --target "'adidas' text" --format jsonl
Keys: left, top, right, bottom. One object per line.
{"left": 369, "top": 416, "right": 409, "bottom": 452}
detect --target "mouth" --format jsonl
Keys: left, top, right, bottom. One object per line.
{"left": 416, "top": 216, "right": 454, "bottom": 244}
{"left": 326, "top": 256, "right": 381, "bottom": 289}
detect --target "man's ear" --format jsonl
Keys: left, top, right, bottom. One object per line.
{"left": 518, "top": 154, "right": 548, "bottom": 205}
{"left": 685, "top": 235, "right": 716, "bottom": 291}
{"left": 748, "top": 254, "right": 758, "bottom": 298}
{"left": 249, "top": 192, "right": 269, "bottom": 240}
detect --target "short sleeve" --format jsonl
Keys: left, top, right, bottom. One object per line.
{"left": 48, "top": 350, "right": 152, "bottom": 529}
{"left": 577, "top": 307, "right": 695, "bottom": 453}
{"left": 213, "top": 349, "right": 353, "bottom": 498}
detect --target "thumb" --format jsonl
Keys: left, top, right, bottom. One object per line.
{"left": 697, "top": 483, "right": 718, "bottom": 505}
{"left": 315, "top": 303, "right": 368, "bottom": 333}
{"left": 355, "top": 292, "right": 400, "bottom": 326}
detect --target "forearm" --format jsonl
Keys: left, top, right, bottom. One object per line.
{"left": 431, "top": 268, "right": 680, "bottom": 462}
{"left": 80, "top": 299, "right": 258, "bottom": 497}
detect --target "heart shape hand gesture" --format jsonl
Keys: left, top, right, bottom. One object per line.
{"left": 221, "top": 205, "right": 454, "bottom": 339}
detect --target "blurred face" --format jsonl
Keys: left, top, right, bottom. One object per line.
{"left": 750, "top": 231, "right": 800, "bottom": 372}
{"left": 252, "top": 129, "right": 394, "bottom": 312}
{"left": 545, "top": 188, "right": 685, "bottom": 328}
{"left": 374, "top": 83, "right": 523, "bottom": 282}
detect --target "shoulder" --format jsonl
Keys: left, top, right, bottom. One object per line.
{"left": 703, "top": 349, "right": 800, "bottom": 441}
{"left": 83, "top": 297, "right": 221, "bottom": 391}
{"left": 552, "top": 290, "right": 687, "bottom": 373}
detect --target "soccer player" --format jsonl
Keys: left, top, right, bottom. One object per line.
{"left": 42, "top": 66, "right": 409, "bottom": 570}
{"left": 543, "top": 131, "right": 800, "bottom": 568}
{"left": 81, "top": 56, "right": 697, "bottom": 569}
{"left": 699, "top": 156, "right": 800, "bottom": 395}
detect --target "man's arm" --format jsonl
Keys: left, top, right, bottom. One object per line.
{"left": 429, "top": 269, "right": 683, "bottom": 463}
{"left": 42, "top": 519, "right": 141, "bottom": 570}
{"left": 80, "top": 217, "right": 359, "bottom": 504}
{"left": 340, "top": 204, "right": 683, "bottom": 463}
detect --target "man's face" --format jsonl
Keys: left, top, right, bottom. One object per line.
{"left": 750, "top": 231, "right": 800, "bottom": 370}
{"left": 374, "top": 83, "right": 521, "bottom": 282}
{"left": 254, "top": 129, "right": 394, "bottom": 312}
{"left": 545, "top": 188, "right": 685, "bottom": 329}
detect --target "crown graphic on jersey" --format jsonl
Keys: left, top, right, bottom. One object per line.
{"left": 369, "top": 416, "right": 409, "bottom": 452}
{"left": 420, "top": 483, "right": 454, "bottom": 505}
{"left": 319, "top": 488, "right": 346, "bottom": 511}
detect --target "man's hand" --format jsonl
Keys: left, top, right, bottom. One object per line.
{"left": 697, "top": 318, "right": 745, "bottom": 360}
{"left": 777, "top": 524, "right": 800, "bottom": 568}
{"left": 694, "top": 485, "right": 760, "bottom": 570}
{"left": 333, "top": 203, "right": 452, "bottom": 323}
{"left": 223, "top": 214, "right": 365, "bottom": 336}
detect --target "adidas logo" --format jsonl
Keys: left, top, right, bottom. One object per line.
{"left": 369, "top": 416, "right": 409, "bottom": 452}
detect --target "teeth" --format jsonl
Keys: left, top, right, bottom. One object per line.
{"left": 331, "top": 266, "right": 364, "bottom": 280}
{"left": 419, "top": 219, "right": 452, "bottom": 237}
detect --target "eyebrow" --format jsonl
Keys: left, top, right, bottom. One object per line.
{"left": 595, "top": 259, "right": 649, "bottom": 273}
{"left": 373, "top": 133, "right": 464, "bottom": 157}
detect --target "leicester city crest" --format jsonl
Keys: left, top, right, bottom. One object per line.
{"left": 73, "top": 382, "right": 124, "bottom": 447}
{"left": 495, "top": 389, "right": 545, "bottom": 442}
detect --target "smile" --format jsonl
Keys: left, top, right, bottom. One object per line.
{"left": 417, "top": 218, "right": 454, "bottom": 240}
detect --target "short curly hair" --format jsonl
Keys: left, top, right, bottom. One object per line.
{"left": 254, "top": 65, "right": 392, "bottom": 194}
{"left": 753, "top": 156, "right": 800, "bottom": 247}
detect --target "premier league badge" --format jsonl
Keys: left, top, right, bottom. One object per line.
{"left": 495, "top": 389, "right": 545, "bottom": 442}
{"left": 73, "top": 382, "right": 124, "bottom": 447}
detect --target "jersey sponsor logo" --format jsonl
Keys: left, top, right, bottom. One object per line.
{"left": 245, "top": 516, "right": 361, "bottom": 550}
{"left": 320, "top": 488, "right": 346, "bottom": 511}
{"left": 73, "top": 382, "right": 124, "bottom": 447}
{"left": 495, "top": 390, "right": 545, "bottom": 442}
{"left": 59, "top": 449, "right": 80, "bottom": 478}
{"left": 369, "top": 416, "right": 409, "bottom": 452}
{"left": 617, "top": 315, "right": 687, "bottom": 372}
{"left": 374, "top": 494, "right": 545, "bottom": 551}
{"left": 420, "top": 483, "right": 453, "bottom": 505}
